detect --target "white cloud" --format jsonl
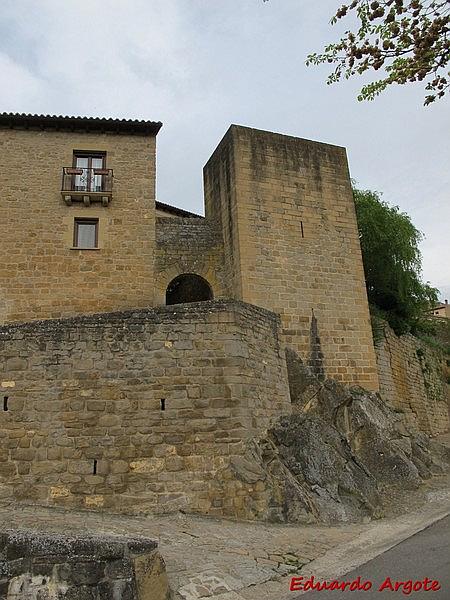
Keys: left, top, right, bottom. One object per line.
{"left": 0, "top": 53, "right": 42, "bottom": 108}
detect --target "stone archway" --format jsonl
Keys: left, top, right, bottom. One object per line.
{"left": 165, "top": 274, "right": 213, "bottom": 305}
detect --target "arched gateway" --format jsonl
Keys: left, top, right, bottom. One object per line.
{"left": 165, "top": 273, "right": 213, "bottom": 305}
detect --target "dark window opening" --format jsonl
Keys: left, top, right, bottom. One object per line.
{"left": 160, "top": 398, "right": 166, "bottom": 411}
{"left": 93, "top": 459, "right": 98, "bottom": 475}
{"left": 300, "top": 221, "right": 304, "bottom": 238}
{"left": 3, "top": 396, "right": 8, "bottom": 411}
{"left": 166, "top": 274, "right": 213, "bottom": 305}
{"left": 74, "top": 218, "right": 99, "bottom": 249}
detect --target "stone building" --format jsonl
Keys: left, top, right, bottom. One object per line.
{"left": 0, "top": 113, "right": 160, "bottom": 322}
{"left": 431, "top": 300, "right": 450, "bottom": 319}
{"left": 0, "top": 112, "right": 378, "bottom": 389}
{"left": 2, "top": 113, "right": 445, "bottom": 519}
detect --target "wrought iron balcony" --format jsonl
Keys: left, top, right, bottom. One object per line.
{"left": 61, "top": 166, "right": 113, "bottom": 206}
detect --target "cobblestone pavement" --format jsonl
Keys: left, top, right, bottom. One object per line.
{"left": 0, "top": 502, "right": 364, "bottom": 599}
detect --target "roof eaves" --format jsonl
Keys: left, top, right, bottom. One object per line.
{"left": 0, "top": 113, "right": 162, "bottom": 136}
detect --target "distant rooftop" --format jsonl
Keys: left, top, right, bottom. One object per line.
{"left": 434, "top": 301, "right": 449, "bottom": 310}
{"left": 156, "top": 201, "right": 203, "bottom": 218}
{"left": 0, "top": 113, "right": 162, "bottom": 136}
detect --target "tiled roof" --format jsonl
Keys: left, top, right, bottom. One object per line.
{"left": 156, "top": 201, "right": 203, "bottom": 218}
{"left": 0, "top": 112, "right": 162, "bottom": 135}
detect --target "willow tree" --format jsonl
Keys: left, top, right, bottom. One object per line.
{"left": 353, "top": 186, "right": 438, "bottom": 334}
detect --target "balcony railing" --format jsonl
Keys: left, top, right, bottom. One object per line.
{"left": 61, "top": 167, "right": 113, "bottom": 206}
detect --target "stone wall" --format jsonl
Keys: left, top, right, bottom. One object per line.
{"left": 0, "top": 127, "right": 156, "bottom": 324}
{"left": 0, "top": 301, "right": 291, "bottom": 518}
{"left": 203, "top": 128, "right": 244, "bottom": 300}
{"left": 203, "top": 125, "right": 379, "bottom": 391}
{"left": 155, "top": 216, "right": 228, "bottom": 303}
{"left": 0, "top": 529, "right": 168, "bottom": 599}
{"left": 375, "top": 323, "right": 449, "bottom": 435}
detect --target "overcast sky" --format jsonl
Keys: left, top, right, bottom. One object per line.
{"left": 2, "top": 0, "right": 449, "bottom": 299}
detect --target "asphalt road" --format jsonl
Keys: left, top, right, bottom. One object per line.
{"left": 293, "top": 515, "right": 450, "bottom": 598}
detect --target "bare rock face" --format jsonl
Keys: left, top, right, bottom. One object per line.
{"left": 240, "top": 352, "right": 449, "bottom": 524}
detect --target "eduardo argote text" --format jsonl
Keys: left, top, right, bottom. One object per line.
{"left": 289, "top": 575, "right": 441, "bottom": 594}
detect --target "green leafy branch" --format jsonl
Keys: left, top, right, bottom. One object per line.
{"left": 305, "top": 0, "right": 449, "bottom": 105}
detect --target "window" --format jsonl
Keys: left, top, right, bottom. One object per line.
{"left": 74, "top": 218, "right": 99, "bottom": 249}
{"left": 73, "top": 152, "right": 106, "bottom": 192}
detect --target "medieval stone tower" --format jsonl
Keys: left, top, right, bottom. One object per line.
{"left": 203, "top": 125, "right": 378, "bottom": 390}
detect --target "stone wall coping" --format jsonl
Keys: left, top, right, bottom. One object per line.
{"left": 0, "top": 528, "right": 157, "bottom": 559}
{"left": 0, "top": 299, "right": 281, "bottom": 336}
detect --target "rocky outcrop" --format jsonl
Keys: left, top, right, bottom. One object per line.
{"left": 234, "top": 352, "right": 449, "bottom": 524}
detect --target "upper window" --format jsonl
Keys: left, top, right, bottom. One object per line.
{"left": 73, "top": 152, "right": 106, "bottom": 193}
{"left": 74, "top": 218, "right": 99, "bottom": 249}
